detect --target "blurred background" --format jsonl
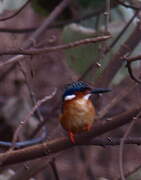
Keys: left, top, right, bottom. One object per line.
{"left": 0, "top": 0, "right": 141, "bottom": 180}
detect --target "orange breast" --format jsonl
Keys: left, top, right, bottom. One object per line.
{"left": 60, "top": 97, "right": 96, "bottom": 133}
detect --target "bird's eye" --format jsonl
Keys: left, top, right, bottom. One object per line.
{"left": 64, "top": 94, "right": 76, "bottom": 101}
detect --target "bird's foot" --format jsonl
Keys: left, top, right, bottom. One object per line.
{"left": 68, "top": 132, "right": 75, "bottom": 144}
{"left": 83, "top": 124, "right": 91, "bottom": 131}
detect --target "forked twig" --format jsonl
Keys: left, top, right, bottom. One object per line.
{"left": 0, "top": 35, "right": 111, "bottom": 68}
{"left": 10, "top": 89, "right": 57, "bottom": 150}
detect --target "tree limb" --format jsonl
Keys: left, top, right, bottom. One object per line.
{"left": 0, "top": 106, "right": 140, "bottom": 167}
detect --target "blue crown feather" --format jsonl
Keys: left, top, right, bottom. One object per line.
{"left": 63, "top": 81, "right": 90, "bottom": 99}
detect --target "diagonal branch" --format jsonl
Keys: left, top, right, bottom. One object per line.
{"left": 105, "top": 10, "right": 139, "bottom": 54}
{"left": 10, "top": 89, "right": 57, "bottom": 150}
{"left": 116, "top": 0, "right": 139, "bottom": 10}
{"left": 126, "top": 60, "right": 141, "bottom": 83}
{"left": 0, "top": 35, "right": 111, "bottom": 67}
{"left": 0, "top": 35, "right": 111, "bottom": 56}
{"left": 95, "top": 20, "right": 141, "bottom": 87}
{"left": 0, "top": 105, "right": 140, "bottom": 166}
{"left": 0, "top": 0, "right": 31, "bottom": 21}
{"left": 125, "top": 55, "right": 141, "bottom": 83}
{"left": 1, "top": 0, "right": 71, "bottom": 69}
{"left": 119, "top": 109, "right": 141, "bottom": 180}
{"left": 81, "top": 136, "right": 141, "bottom": 146}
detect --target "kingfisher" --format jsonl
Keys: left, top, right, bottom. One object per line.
{"left": 60, "top": 81, "right": 111, "bottom": 143}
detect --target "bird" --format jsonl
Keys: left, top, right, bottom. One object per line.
{"left": 60, "top": 81, "right": 111, "bottom": 143}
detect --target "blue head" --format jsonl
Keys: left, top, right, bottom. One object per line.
{"left": 63, "top": 81, "right": 90, "bottom": 100}
{"left": 63, "top": 81, "right": 111, "bottom": 101}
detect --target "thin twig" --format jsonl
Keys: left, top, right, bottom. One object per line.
{"left": 23, "top": 0, "right": 71, "bottom": 48}
{"left": 1, "top": 0, "right": 71, "bottom": 71}
{"left": 0, "top": 0, "right": 31, "bottom": 21}
{"left": 0, "top": 35, "right": 111, "bottom": 68}
{"left": 124, "top": 55, "right": 141, "bottom": 83}
{"left": 29, "top": 104, "right": 59, "bottom": 138}
{"left": 125, "top": 54, "right": 141, "bottom": 62}
{"left": 0, "top": 64, "right": 16, "bottom": 82}
{"left": 9, "top": 153, "right": 61, "bottom": 180}
{"left": 10, "top": 89, "right": 57, "bottom": 150}
{"left": 80, "top": 136, "right": 141, "bottom": 146}
{"left": 0, "top": 132, "right": 47, "bottom": 148}
{"left": 0, "top": 5, "right": 114, "bottom": 34}
{"left": 18, "top": 62, "right": 44, "bottom": 123}
{"left": 126, "top": 61, "right": 141, "bottom": 83}
{"left": 119, "top": 119, "right": 136, "bottom": 180}
{"left": 105, "top": 10, "right": 138, "bottom": 54}
{"left": 123, "top": 163, "right": 141, "bottom": 180}
{"left": 0, "top": 27, "right": 36, "bottom": 33}
{"left": 104, "top": 0, "right": 110, "bottom": 32}
{"left": 1, "top": 136, "right": 141, "bottom": 148}
{"left": 119, "top": 110, "right": 141, "bottom": 180}
{"left": 116, "top": 0, "right": 139, "bottom": 10}
{"left": 49, "top": 158, "right": 60, "bottom": 180}
{"left": 78, "top": 61, "right": 101, "bottom": 81}
{"left": 78, "top": 44, "right": 104, "bottom": 81}
{"left": 98, "top": 84, "right": 138, "bottom": 119}
{"left": 0, "top": 35, "right": 111, "bottom": 56}
{"left": 95, "top": 20, "right": 141, "bottom": 87}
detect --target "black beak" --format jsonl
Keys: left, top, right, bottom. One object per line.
{"left": 91, "top": 88, "right": 111, "bottom": 94}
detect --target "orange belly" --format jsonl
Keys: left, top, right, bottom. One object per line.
{"left": 60, "top": 98, "right": 96, "bottom": 133}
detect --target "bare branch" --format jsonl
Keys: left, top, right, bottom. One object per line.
{"left": 126, "top": 61, "right": 141, "bottom": 83}
{"left": 49, "top": 158, "right": 60, "bottom": 180}
{"left": 119, "top": 119, "right": 136, "bottom": 180}
{"left": 105, "top": 10, "right": 138, "bottom": 54}
{"left": 18, "top": 62, "right": 44, "bottom": 123}
{"left": 0, "top": 35, "right": 111, "bottom": 56}
{"left": 0, "top": 27, "right": 36, "bottom": 33}
{"left": 119, "top": 110, "right": 141, "bottom": 180}
{"left": 0, "top": 35, "right": 111, "bottom": 68}
{"left": 0, "top": 6, "right": 116, "bottom": 34}
{"left": 0, "top": 106, "right": 140, "bottom": 166}
{"left": 104, "top": 0, "right": 110, "bottom": 32}
{"left": 125, "top": 54, "right": 141, "bottom": 62}
{"left": 0, "top": 0, "right": 31, "bottom": 21}
{"left": 23, "top": 0, "right": 71, "bottom": 48}
{"left": 78, "top": 60, "right": 102, "bottom": 81}
{"left": 95, "top": 20, "right": 141, "bottom": 87}
{"left": 80, "top": 137, "right": 141, "bottom": 146}
{"left": 0, "top": 133, "right": 47, "bottom": 148}
{"left": 116, "top": 0, "right": 139, "bottom": 10}
{"left": 10, "top": 89, "right": 57, "bottom": 150}
{"left": 0, "top": 0, "right": 71, "bottom": 70}
{"left": 98, "top": 84, "right": 138, "bottom": 119}
{"left": 125, "top": 55, "right": 141, "bottom": 83}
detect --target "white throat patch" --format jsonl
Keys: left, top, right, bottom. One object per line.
{"left": 83, "top": 94, "right": 91, "bottom": 100}
{"left": 64, "top": 94, "right": 76, "bottom": 101}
